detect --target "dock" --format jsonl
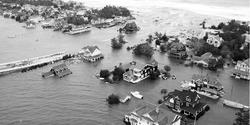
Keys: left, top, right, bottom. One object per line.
{"left": 0, "top": 52, "right": 67, "bottom": 76}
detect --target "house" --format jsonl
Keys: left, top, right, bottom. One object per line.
{"left": 168, "top": 41, "right": 187, "bottom": 59}
{"left": 164, "top": 89, "right": 209, "bottom": 120}
{"left": 122, "top": 61, "right": 158, "bottom": 83}
{"left": 232, "top": 58, "right": 250, "bottom": 80}
{"left": 124, "top": 103, "right": 182, "bottom": 125}
{"left": 192, "top": 52, "right": 213, "bottom": 67}
{"left": 240, "top": 33, "right": 250, "bottom": 50}
{"left": 42, "top": 64, "right": 72, "bottom": 78}
{"left": 78, "top": 45, "right": 104, "bottom": 62}
{"left": 192, "top": 74, "right": 223, "bottom": 91}
{"left": 206, "top": 34, "right": 223, "bottom": 47}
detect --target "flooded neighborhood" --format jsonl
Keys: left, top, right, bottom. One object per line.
{"left": 0, "top": 0, "right": 249, "bottom": 125}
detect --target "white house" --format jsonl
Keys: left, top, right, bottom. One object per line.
{"left": 232, "top": 58, "right": 250, "bottom": 80}
{"left": 124, "top": 104, "right": 181, "bottom": 125}
{"left": 206, "top": 34, "right": 223, "bottom": 47}
{"left": 79, "top": 45, "right": 104, "bottom": 62}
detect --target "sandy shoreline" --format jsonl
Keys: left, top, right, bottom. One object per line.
{"left": 63, "top": 0, "right": 250, "bottom": 21}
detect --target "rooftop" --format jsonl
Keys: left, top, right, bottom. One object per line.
{"left": 192, "top": 74, "right": 222, "bottom": 87}
{"left": 82, "top": 45, "right": 100, "bottom": 53}
{"left": 132, "top": 103, "right": 177, "bottom": 125}
{"left": 168, "top": 89, "right": 199, "bottom": 105}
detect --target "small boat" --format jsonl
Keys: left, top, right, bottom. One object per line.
{"left": 130, "top": 91, "right": 143, "bottom": 99}
{"left": 223, "top": 99, "right": 249, "bottom": 109}
{"left": 66, "top": 26, "right": 91, "bottom": 35}
{"left": 235, "top": 75, "right": 240, "bottom": 79}
{"left": 172, "top": 75, "right": 176, "bottom": 80}
{"left": 120, "top": 96, "right": 131, "bottom": 103}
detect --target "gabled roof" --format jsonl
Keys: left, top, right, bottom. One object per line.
{"left": 51, "top": 64, "right": 68, "bottom": 71}
{"left": 192, "top": 74, "right": 222, "bottom": 88}
{"left": 243, "top": 58, "right": 250, "bottom": 67}
{"left": 168, "top": 89, "right": 199, "bottom": 105}
{"left": 132, "top": 104, "right": 176, "bottom": 125}
{"left": 82, "top": 45, "right": 100, "bottom": 53}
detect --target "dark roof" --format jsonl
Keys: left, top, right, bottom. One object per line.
{"left": 181, "top": 102, "right": 207, "bottom": 115}
{"left": 51, "top": 64, "right": 72, "bottom": 77}
{"left": 168, "top": 89, "right": 199, "bottom": 105}
{"left": 169, "top": 41, "right": 186, "bottom": 51}
{"left": 51, "top": 64, "right": 68, "bottom": 71}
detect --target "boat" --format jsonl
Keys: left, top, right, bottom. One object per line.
{"left": 25, "top": 23, "right": 35, "bottom": 29}
{"left": 130, "top": 91, "right": 143, "bottom": 99}
{"left": 120, "top": 96, "right": 131, "bottom": 103}
{"left": 66, "top": 26, "right": 91, "bottom": 35}
{"left": 180, "top": 79, "right": 224, "bottom": 99}
{"left": 223, "top": 99, "right": 249, "bottom": 109}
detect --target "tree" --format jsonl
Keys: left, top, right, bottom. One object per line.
{"left": 100, "top": 70, "right": 110, "bottom": 78}
{"left": 133, "top": 43, "right": 154, "bottom": 57}
{"left": 111, "top": 38, "right": 122, "bottom": 49}
{"left": 233, "top": 110, "right": 249, "bottom": 125}
{"left": 146, "top": 34, "right": 153, "bottom": 44}
{"left": 112, "top": 67, "right": 125, "bottom": 81}
{"left": 118, "top": 34, "right": 126, "bottom": 44}
{"left": 160, "top": 44, "right": 168, "bottom": 52}
{"left": 161, "top": 34, "right": 169, "bottom": 42}
{"left": 149, "top": 69, "right": 160, "bottom": 80}
{"left": 106, "top": 94, "right": 120, "bottom": 105}
{"left": 164, "top": 65, "right": 171, "bottom": 72}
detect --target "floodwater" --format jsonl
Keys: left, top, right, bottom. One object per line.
{"left": 0, "top": 7, "right": 249, "bottom": 125}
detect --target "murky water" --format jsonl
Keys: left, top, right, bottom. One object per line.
{"left": 0, "top": 7, "right": 249, "bottom": 125}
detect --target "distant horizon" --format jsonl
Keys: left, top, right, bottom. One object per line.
{"left": 62, "top": 0, "right": 250, "bottom": 21}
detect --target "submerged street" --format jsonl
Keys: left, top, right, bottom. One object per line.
{"left": 0, "top": 6, "right": 249, "bottom": 125}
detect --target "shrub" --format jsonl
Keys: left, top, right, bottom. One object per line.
{"left": 233, "top": 110, "right": 249, "bottom": 125}
{"left": 160, "top": 44, "right": 168, "bottom": 52}
{"left": 112, "top": 67, "right": 125, "bottom": 81}
{"left": 146, "top": 34, "right": 153, "bottom": 44}
{"left": 106, "top": 94, "right": 120, "bottom": 105}
{"left": 133, "top": 43, "right": 154, "bottom": 57}
{"left": 160, "top": 89, "right": 167, "bottom": 94}
{"left": 118, "top": 34, "right": 126, "bottom": 44}
{"left": 149, "top": 69, "right": 160, "bottom": 80}
{"left": 164, "top": 65, "right": 171, "bottom": 72}
{"left": 111, "top": 38, "right": 122, "bottom": 49}
{"left": 100, "top": 70, "right": 110, "bottom": 78}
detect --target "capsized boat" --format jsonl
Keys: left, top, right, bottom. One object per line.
{"left": 223, "top": 99, "right": 249, "bottom": 109}
{"left": 120, "top": 95, "right": 131, "bottom": 103}
{"left": 130, "top": 91, "right": 143, "bottom": 99}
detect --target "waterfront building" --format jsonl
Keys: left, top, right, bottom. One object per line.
{"left": 42, "top": 64, "right": 72, "bottom": 78}
{"left": 232, "top": 58, "right": 250, "bottom": 80}
{"left": 123, "top": 61, "right": 158, "bottom": 83}
{"left": 79, "top": 45, "right": 104, "bottom": 62}
{"left": 124, "top": 103, "right": 182, "bottom": 125}
{"left": 164, "top": 89, "right": 209, "bottom": 120}
{"left": 168, "top": 41, "right": 187, "bottom": 59}
{"left": 181, "top": 74, "right": 224, "bottom": 99}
